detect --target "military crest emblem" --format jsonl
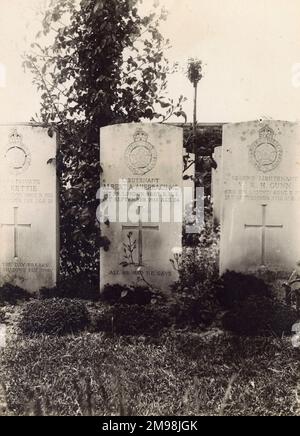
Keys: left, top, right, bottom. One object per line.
{"left": 249, "top": 125, "right": 282, "bottom": 173}
{"left": 4, "top": 129, "right": 31, "bottom": 175}
{"left": 125, "top": 128, "right": 157, "bottom": 176}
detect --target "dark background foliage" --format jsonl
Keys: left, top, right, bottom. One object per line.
{"left": 0, "top": 284, "right": 31, "bottom": 307}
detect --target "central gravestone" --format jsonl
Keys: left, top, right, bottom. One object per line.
{"left": 220, "top": 120, "right": 300, "bottom": 276}
{"left": 100, "top": 123, "right": 183, "bottom": 292}
{"left": 0, "top": 125, "right": 59, "bottom": 292}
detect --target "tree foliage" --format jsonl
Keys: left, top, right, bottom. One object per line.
{"left": 187, "top": 58, "right": 203, "bottom": 87}
{"left": 24, "top": 0, "right": 185, "bottom": 283}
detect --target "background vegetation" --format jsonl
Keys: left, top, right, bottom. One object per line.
{"left": 24, "top": 0, "right": 186, "bottom": 283}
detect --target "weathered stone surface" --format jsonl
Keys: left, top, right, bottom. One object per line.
{"left": 0, "top": 125, "right": 59, "bottom": 292}
{"left": 100, "top": 123, "right": 183, "bottom": 292}
{"left": 220, "top": 120, "right": 300, "bottom": 276}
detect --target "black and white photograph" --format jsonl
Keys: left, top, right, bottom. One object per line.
{"left": 0, "top": 0, "right": 299, "bottom": 419}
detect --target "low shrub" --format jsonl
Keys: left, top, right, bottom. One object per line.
{"left": 216, "top": 271, "right": 272, "bottom": 309}
{"left": 180, "top": 221, "right": 220, "bottom": 287}
{"left": 0, "top": 283, "right": 32, "bottom": 306}
{"left": 173, "top": 221, "right": 221, "bottom": 328}
{"left": 101, "top": 284, "right": 165, "bottom": 306}
{"left": 19, "top": 299, "right": 90, "bottom": 336}
{"left": 92, "top": 304, "right": 174, "bottom": 337}
{"left": 174, "top": 285, "right": 219, "bottom": 327}
{"left": 39, "top": 273, "right": 100, "bottom": 301}
{"left": 223, "top": 296, "right": 299, "bottom": 337}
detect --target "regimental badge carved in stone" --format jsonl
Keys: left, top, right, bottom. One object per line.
{"left": 5, "top": 129, "right": 31, "bottom": 175}
{"left": 248, "top": 125, "right": 283, "bottom": 173}
{"left": 125, "top": 128, "right": 157, "bottom": 176}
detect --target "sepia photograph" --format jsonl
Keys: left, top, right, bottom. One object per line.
{"left": 0, "top": 0, "right": 299, "bottom": 420}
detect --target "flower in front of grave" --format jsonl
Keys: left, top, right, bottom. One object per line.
{"left": 171, "top": 247, "right": 182, "bottom": 256}
{"left": 170, "top": 247, "right": 183, "bottom": 271}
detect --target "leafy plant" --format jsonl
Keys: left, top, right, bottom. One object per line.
{"left": 187, "top": 58, "right": 203, "bottom": 87}
{"left": 120, "top": 232, "right": 137, "bottom": 267}
{"left": 174, "top": 219, "right": 220, "bottom": 327}
{"left": 101, "top": 284, "right": 165, "bottom": 306}
{"left": 180, "top": 219, "right": 220, "bottom": 284}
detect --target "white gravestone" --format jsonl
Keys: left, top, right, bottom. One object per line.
{"left": 212, "top": 146, "right": 222, "bottom": 226}
{"left": 220, "top": 120, "right": 300, "bottom": 276}
{"left": 100, "top": 123, "right": 183, "bottom": 292}
{"left": 0, "top": 125, "right": 59, "bottom": 292}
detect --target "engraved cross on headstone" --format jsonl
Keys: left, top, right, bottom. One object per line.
{"left": 122, "top": 207, "right": 159, "bottom": 266}
{"left": 1, "top": 207, "right": 31, "bottom": 259}
{"left": 244, "top": 204, "right": 283, "bottom": 266}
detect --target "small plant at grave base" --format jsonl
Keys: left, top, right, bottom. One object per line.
{"left": 173, "top": 220, "right": 221, "bottom": 327}
{"left": 19, "top": 299, "right": 90, "bottom": 336}
{"left": 181, "top": 220, "right": 219, "bottom": 284}
{"left": 101, "top": 283, "right": 165, "bottom": 306}
{"left": 0, "top": 283, "right": 32, "bottom": 307}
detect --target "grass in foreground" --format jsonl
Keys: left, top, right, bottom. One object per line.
{"left": 0, "top": 331, "right": 300, "bottom": 416}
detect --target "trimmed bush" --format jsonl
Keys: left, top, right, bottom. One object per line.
{"left": 92, "top": 304, "right": 174, "bottom": 337}
{"left": 223, "top": 296, "right": 299, "bottom": 337}
{"left": 0, "top": 283, "right": 31, "bottom": 306}
{"left": 19, "top": 299, "right": 90, "bottom": 336}
{"left": 39, "top": 273, "right": 100, "bottom": 301}
{"left": 216, "top": 271, "right": 271, "bottom": 309}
